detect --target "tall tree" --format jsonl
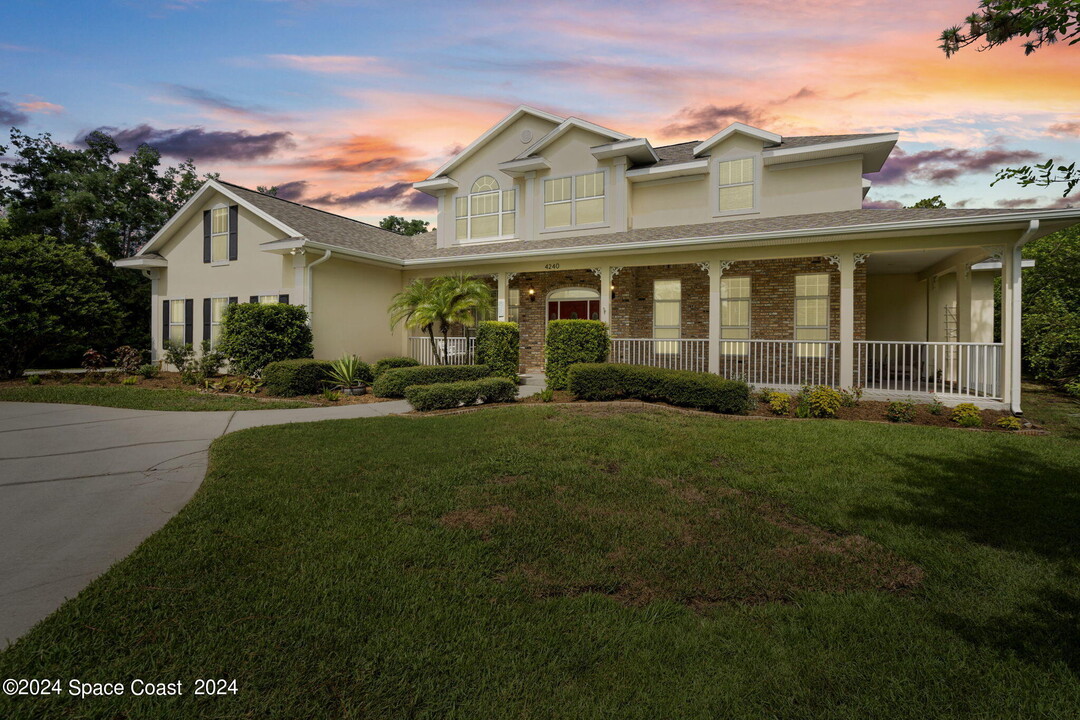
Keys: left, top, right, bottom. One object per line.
{"left": 380, "top": 215, "right": 430, "bottom": 236}
{"left": 941, "top": 1, "right": 1080, "bottom": 197}
{"left": 908, "top": 196, "right": 947, "bottom": 208}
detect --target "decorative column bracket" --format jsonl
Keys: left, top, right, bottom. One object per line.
{"left": 695, "top": 261, "right": 710, "bottom": 273}
{"left": 610, "top": 266, "right": 623, "bottom": 277}
{"left": 854, "top": 252, "right": 870, "bottom": 266}
{"left": 589, "top": 268, "right": 603, "bottom": 277}
{"left": 982, "top": 245, "right": 1005, "bottom": 262}
{"left": 824, "top": 255, "right": 840, "bottom": 268}
{"left": 506, "top": 272, "right": 518, "bottom": 282}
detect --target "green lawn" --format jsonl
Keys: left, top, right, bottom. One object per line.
{"left": 1, "top": 406, "right": 1078, "bottom": 718}
{"left": 1021, "top": 380, "right": 1080, "bottom": 440}
{"left": 0, "top": 384, "right": 312, "bottom": 411}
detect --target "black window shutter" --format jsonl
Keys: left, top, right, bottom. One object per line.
{"left": 228, "top": 205, "right": 238, "bottom": 261}
{"left": 278, "top": 294, "right": 289, "bottom": 304}
{"left": 162, "top": 300, "right": 169, "bottom": 349}
{"left": 250, "top": 295, "right": 258, "bottom": 303}
{"left": 203, "top": 210, "right": 211, "bottom": 263}
{"left": 185, "top": 299, "right": 194, "bottom": 345}
{"left": 203, "top": 298, "right": 211, "bottom": 341}
{"left": 229, "top": 296, "right": 238, "bottom": 305}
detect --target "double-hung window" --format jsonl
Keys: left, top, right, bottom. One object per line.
{"left": 543, "top": 171, "right": 605, "bottom": 229}
{"left": 717, "top": 158, "right": 755, "bottom": 213}
{"left": 208, "top": 297, "right": 229, "bottom": 348}
{"left": 257, "top": 295, "right": 280, "bottom": 304}
{"left": 455, "top": 176, "right": 516, "bottom": 242}
{"left": 720, "top": 276, "right": 750, "bottom": 355}
{"left": 507, "top": 288, "right": 520, "bottom": 323}
{"left": 795, "top": 274, "right": 829, "bottom": 358}
{"left": 168, "top": 299, "right": 187, "bottom": 345}
{"left": 653, "top": 279, "right": 681, "bottom": 354}
{"left": 210, "top": 207, "right": 230, "bottom": 262}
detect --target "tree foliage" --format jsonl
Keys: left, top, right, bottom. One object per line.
{"left": 0, "top": 234, "right": 121, "bottom": 379}
{"left": 908, "top": 196, "right": 947, "bottom": 208}
{"left": 388, "top": 275, "right": 494, "bottom": 364}
{"left": 379, "top": 215, "right": 430, "bottom": 236}
{"left": 1021, "top": 226, "right": 1080, "bottom": 383}
{"left": 218, "top": 303, "right": 314, "bottom": 377}
{"left": 940, "top": 0, "right": 1080, "bottom": 57}
{"left": 992, "top": 159, "right": 1079, "bottom": 197}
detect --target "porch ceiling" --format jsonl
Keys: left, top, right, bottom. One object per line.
{"left": 865, "top": 248, "right": 982, "bottom": 275}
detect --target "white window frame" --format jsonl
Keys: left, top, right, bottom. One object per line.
{"left": 167, "top": 298, "right": 187, "bottom": 347}
{"left": 257, "top": 294, "right": 282, "bottom": 304}
{"left": 653, "top": 278, "right": 681, "bottom": 355}
{"left": 507, "top": 287, "right": 520, "bottom": 323}
{"left": 541, "top": 169, "right": 609, "bottom": 232}
{"left": 795, "top": 273, "right": 830, "bottom": 358}
{"left": 720, "top": 276, "right": 751, "bottom": 356}
{"left": 454, "top": 176, "right": 517, "bottom": 244}
{"left": 208, "top": 296, "right": 230, "bottom": 349}
{"left": 210, "top": 203, "right": 230, "bottom": 266}
{"left": 712, "top": 154, "right": 760, "bottom": 218}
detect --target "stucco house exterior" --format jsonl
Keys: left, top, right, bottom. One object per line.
{"left": 116, "top": 106, "right": 1080, "bottom": 413}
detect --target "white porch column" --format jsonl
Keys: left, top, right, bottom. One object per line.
{"left": 956, "top": 265, "right": 972, "bottom": 343}
{"left": 599, "top": 265, "right": 612, "bottom": 326}
{"left": 708, "top": 258, "right": 722, "bottom": 375}
{"left": 497, "top": 272, "right": 508, "bottom": 321}
{"left": 292, "top": 251, "right": 306, "bottom": 306}
{"left": 1002, "top": 242, "right": 1023, "bottom": 413}
{"left": 838, "top": 251, "right": 855, "bottom": 389}
{"left": 146, "top": 270, "right": 160, "bottom": 362}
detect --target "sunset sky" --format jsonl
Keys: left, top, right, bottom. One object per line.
{"left": 2, "top": 0, "right": 1078, "bottom": 226}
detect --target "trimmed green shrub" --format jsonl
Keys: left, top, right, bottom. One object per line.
{"left": 567, "top": 363, "right": 752, "bottom": 414}
{"left": 219, "top": 303, "right": 313, "bottom": 376}
{"left": 406, "top": 377, "right": 518, "bottom": 411}
{"left": 262, "top": 359, "right": 334, "bottom": 397}
{"left": 768, "top": 392, "right": 792, "bottom": 415}
{"left": 373, "top": 364, "right": 492, "bottom": 398}
{"left": 885, "top": 400, "right": 917, "bottom": 423}
{"left": 544, "top": 320, "right": 610, "bottom": 390}
{"left": 996, "top": 416, "right": 1022, "bottom": 431}
{"left": 475, "top": 321, "right": 520, "bottom": 380}
{"left": 951, "top": 402, "right": 984, "bottom": 428}
{"left": 800, "top": 385, "right": 844, "bottom": 418}
{"left": 374, "top": 356, "right": 421, "bottom": 378}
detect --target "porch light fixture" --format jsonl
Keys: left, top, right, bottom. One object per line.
{"left": 528, "top": 287, "right": 536, "bottom": 301}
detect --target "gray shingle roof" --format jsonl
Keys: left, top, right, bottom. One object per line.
{"left": 225, "top": 182, "right": 1047, "bottom": 265}
{"left": 642, "top": 133, "right": 896, "bottom": 169}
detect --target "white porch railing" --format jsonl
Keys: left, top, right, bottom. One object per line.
{"left": 610, "top": 338, "right": 709, "bottom": 372}
{"left": 408, "top": 336, "right": 475, "bottom": 365}
{"left": 719, "top": 339, "right": 841, "bottom": 388}
{"left": 855, "top": 341, "right": 1002, "bottom": 399}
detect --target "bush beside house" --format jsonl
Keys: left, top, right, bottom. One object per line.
{"left": 218, "top": 303, "right": 313, "bottom": 376}
{"left": 262, "top": 359, "right": 334, "bottom": 397}
{"left": 544, "top": 320, "right": 610, "bottom": 390}
{"left": 373, "top": 356, "right": 421, "bottom": 378}
{"left": 405, "top": 377, "right": 518, "bottom": 411}
{"left": 475, "top": 321, "right": 520, "bottom": 380}
{"left": 567, "top": 363, "right": 752, "bottom": 414}
{"left": 372, "top": 364, "right": 492, "bottom": 398}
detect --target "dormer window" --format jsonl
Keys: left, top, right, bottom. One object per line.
{"left": 455, "top": 176, "right": 516, "bottom": 242}
{"left": 717, "top": 158, "right": 755, "bottom": 213}
{"left": 543, "top": 171, "right": 605, "bottom": 230}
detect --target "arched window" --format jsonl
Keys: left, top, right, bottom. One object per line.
{"left": 547, "top": 287, "right": 600, "bottom": 321}
{"left": 455, "top": 175, "right": 516, "bottom": 241}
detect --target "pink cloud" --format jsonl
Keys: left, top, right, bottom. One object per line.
{"left": 268, "top": 54, "right": 397, "bottom": 75}
{"left": 17, "top": 100, "right": 64, "bottom": 114}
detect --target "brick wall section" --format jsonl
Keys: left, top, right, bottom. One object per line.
{"left": 506, "top": 258, "right": 866, "bottom": 371}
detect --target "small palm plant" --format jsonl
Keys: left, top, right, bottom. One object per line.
{"left": 326, "top": 354, "right": 367, "bottom": 391}
{"left": 389, "top": 278, "right": 441, "bottom": 363}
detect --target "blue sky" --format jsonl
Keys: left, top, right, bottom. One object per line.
{"left": 3, "top": 0, "right": 1079, "bottom": 224}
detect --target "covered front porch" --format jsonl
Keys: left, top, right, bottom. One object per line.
{"left": 404, "top": 240, "right": 1026, "bottom": 410}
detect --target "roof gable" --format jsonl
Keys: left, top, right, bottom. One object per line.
{"left": 426, "top": 105, "right": 564, "bottom": 180}
{"left": 694, "top": 123, "right": 782, "bottom": 156}
{"left": 516, "top": 117, "right": 631, "bottom": 160}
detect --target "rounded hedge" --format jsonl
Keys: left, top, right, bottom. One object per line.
{"left": 544, "top": 320, "right": 610, "bottom": 390}
{"left": 219, "top": 303, "right": 313, "bottom": 376}
{"left": 373, "top": 356, "right": 421, "bottom": 378}
{"left": 567, "top": 363, "right": 752, "bottom": 414}
{"left": 372, "top": 364, "right": 492, "bottom": 398}
{"left": 263, "top": 359, "right": 334, "bottom": 397}
{"left": 475, "top": 321, "right": 520, "bottom": 380}
{"left": 405, "top": 377, "right": 518, "bottom": 411}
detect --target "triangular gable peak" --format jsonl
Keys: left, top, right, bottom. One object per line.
{"left": 515, "top": 117, "right": 632, "bottom": 160}
{"left": 136, "top": 179, "right": 302, "bottom": 256}
{"left": 424, "top": 105, "right": 565, "bottom": 181}
{"left": 693, "top": 123, "right": 782, "bottom": 157}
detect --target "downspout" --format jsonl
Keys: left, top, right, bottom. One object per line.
{"left": 1006, "top": 219, "right": 1039, "bottom": 415}
{"left": 305, "top": 249, "right": 333, "bottom": 326}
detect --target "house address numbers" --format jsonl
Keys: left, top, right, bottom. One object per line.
{"left": 544, "top": 263, "right": 560, "bottom": 270}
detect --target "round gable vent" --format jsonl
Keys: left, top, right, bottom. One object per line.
{"left": 520, "top": 129, "right": 533, "bottom": 144}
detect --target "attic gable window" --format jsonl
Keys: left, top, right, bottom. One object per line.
{"left": 204, "top": 205, "right": 238, "bottom": 263}
{"left": 717, "top": 158, "right": 755, "bottom": 213}
{"left": 455, "top": 175, "right": 516, "bottom": 242}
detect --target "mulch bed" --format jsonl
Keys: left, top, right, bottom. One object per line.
{"left": 8, "top": 371, "right": 393, "bottom": 406}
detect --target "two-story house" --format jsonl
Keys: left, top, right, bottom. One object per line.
{"left": 117, "top": 105, "right": 1080, "bottom": 413}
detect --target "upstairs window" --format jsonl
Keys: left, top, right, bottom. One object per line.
{"left": 210, "top": 207, "right": 229, "bottom": 261}
{"left": 717, "top": 158, "right": 755, "bottom": 213}
{"left": 455, "top": 176, "right": 516, "bottom": 242}
{"left": 720, "top": 276, "right": 750, "bottom": 355}
{"left": 795, "top": 273, "right": 829, "bottom": 358}
{"left": 544, "top": 171, "right": 605, "bottom": 229}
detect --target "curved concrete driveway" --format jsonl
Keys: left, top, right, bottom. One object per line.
{"left": 0, "top": 399, "right": 410, "bottom": 646}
